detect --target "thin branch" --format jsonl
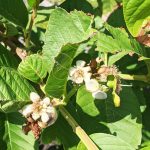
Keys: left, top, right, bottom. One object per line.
{"left": 104, "top": 53, "right": 108, "bottom": 66}
{"left": 25, "top": 0, "right": 39, "bottom": 48}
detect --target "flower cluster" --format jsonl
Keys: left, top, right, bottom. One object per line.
{"left": 97, "top": 65, "right": 119, "bottom": 82}
{"left": 69, "top": 60, "right": 107, "bottom": 100}
{"left": 21, "top": 92, "right": 57, "bottom": 129}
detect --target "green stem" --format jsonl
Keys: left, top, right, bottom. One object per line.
{"left": 25, "top": 0, "right": 39, "bottom": 48}
{"left": 59, "top": 106, "right": 99, "bottom": 150}
{"left": 118, "top": 74, "right": 149, "bottom": 83}
{"left": 104, "top": 53, "right": 108, "bottom": 66}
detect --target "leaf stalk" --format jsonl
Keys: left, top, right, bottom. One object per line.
{"left": 118, "top": 73, "right": 150, "bottom": 83}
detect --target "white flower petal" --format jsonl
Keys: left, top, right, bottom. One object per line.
{"left": 84, "top": 73, "right": 91, "bottom": 82}
{"left": 30, "top": 92, "right": 40, "bottom": 102}
{"left": 41, "top": 112, "right": 50, "bottom": 123}
{"left": 69, "top": 67, "right": 76, "bottom": 76}
{"left": 76, "top": 60, "right": 86, "bottom": 67}
{"left": 32, "top": 113, "right": 40, "bottom": 121}
{"left": 22, "top": 104, "right": 33, "bottom": 117}
{"left": 83, "top": 66, "right": 91, "bottom": 72}
{"left": 46, "top": 106, "right": 55, "bottom": 113}
{"left": 42, "top": 97, "right": 50, "bottom": 106}
{"left": 41, "top": 108, "right": 47, "bottom": 113}
{"left": 48, "top": 110, "right": 58, "bottom": 126}
{"left": 75, "top": 77, "right": 84, "bottom": 84}
{"left": 92, "top": 90, "right": 107, "bottom": 99}
{"left": 85, "top": 79, "right": 99, "bottom": 92}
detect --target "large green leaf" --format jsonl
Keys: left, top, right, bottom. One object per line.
{"left": 123, "top": 0, "right": 150, "bottom": 36}
{"left": 0, "top": 112, "right": 38, "bottom": 150}
{"left": 76, "top": 86, "right": 142, "bottom": 149}
{"left": 45, "top": 44, "right": 78, "bottom": 98}
{"left": 96, "top": 24, "right": 146, "bottom": 56}
{"left": 18, "top": 54, "right": 48, "bottom": 83}
{"left": 0, "top": 67, "right": 35, "bottom": 112}
{"left": 43, "top": 8, "right": 93, "bottom": 70}
{"left": 0, "top": 44, "right": 35, "bottom": 112}
{"left": 77, "top": 133, "right": 134, "bottom": 150}
{"left": 0, "top": 0, "right": 28, "bottom": 28}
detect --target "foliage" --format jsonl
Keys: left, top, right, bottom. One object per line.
{"left": 0, "top": 0, "right": 150, "bottom": 150}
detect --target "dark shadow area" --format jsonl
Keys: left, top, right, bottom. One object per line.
{"left": 107, "top": 7, "right": 126, "bottom": 28}
{"left": 41, "top": 113, "right": 79, "bottom": 150}
{"left": 142, "top": 87, "right": 150, "bottom": 142}
{"left": 76, "top": 104, "right": 110, "bottom": 135}
{"left": 0, "top": 113, "right": 7, "bottom": 150}
{"left": 60, "top": 0, "right": 102, "bottom": 16}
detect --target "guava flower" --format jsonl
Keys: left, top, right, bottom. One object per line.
{"left": 69, "top": 60, "right": 91, "bottom": 84}
{"left": 21, "top": 92, "right": 57, "bottom": 128}
{"left": 85, "top": 79, "right": 107, "bottom": 99}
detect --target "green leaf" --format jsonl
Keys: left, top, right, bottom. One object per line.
{"left": 27, "top": 0, "right": 36, "bottom": 8}
{"left": 77, "top": 133, "right": 134, "bottom": 150}
{"left": 123, "top": 0, "right": 150, "bottom": 36}
{"left": 0, "top": 112, "right": 38, "bottom": 150}
{"left": 43, "top": 8, "right": 93, "bottom": 70}
{"left": 45, "top": 44, "right": 78, "bottom": 98}
{"left": 4, "top": 23, "right": 18, "bottom": 37}
{"left": 108, "top": 51, "right": 128, "bottom": 65}
{"left": 0, "top": 44, "right": 18, "bottom": 68}
{"left": 0, "top": 67, "right": 35, "bottom": 112}
{"left": 0, "top": 44, "right": 35, "bottom": 112}
{"left": 96, "top": 32, "right": 121, "bottom": 53}
{"left": 141, "top": 141, "right": 150, "bottom": 150}
{"left": 102, "top": 0, "right": 117, "bottom": 14}
{"left": 96, "top": 24, "right": 146, "bottom": 56}
{"left": 18, "top": 54, "right": 48, "bottom": 83}
{"left": 0, "top": 0, "right": 28, "bottom": 27}
{"left": 76, "top": 86, "right": 142, "bottom": 149}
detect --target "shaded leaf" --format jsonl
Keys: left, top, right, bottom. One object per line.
{"left": 0, "top": 44, "right": 18, "bottom": 68}
{"left": 45, "top": 44, "right": 78, "bottom": 98}
{"left": 0, "top": 0, "right": 28, "bottom": 27}
{"left": 0, "top": 112, "right": 38, "bottom": 150}
{"left": 41, "top": 113, "right": 79, "bottom": 150}
{"left": 76, "top": 86, "right": 142, "bottom": 149}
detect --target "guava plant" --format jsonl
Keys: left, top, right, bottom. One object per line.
{"left": 0, "top": 0, "right": 150, "bottom": 150}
